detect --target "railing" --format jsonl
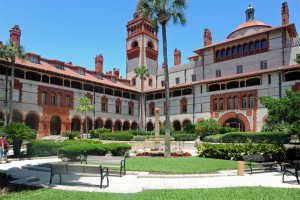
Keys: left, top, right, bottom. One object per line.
{"left": 286, "top": 36, "right": 300, "bottom": 47}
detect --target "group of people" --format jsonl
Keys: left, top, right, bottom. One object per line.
{"left": 0, "top": 135, "right": 10, "bottom": 164}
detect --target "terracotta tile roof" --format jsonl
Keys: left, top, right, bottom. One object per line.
{"left": 0, "top": 57, "right": 138, "bottom": 92}
{"left": 193, "top": 23, "right": 296, "bottom": 54}
{"left": 145, "top": 64, "right": 300, "bottom": 93}
{"left": 228, "top": 20, "right": 271, "bottom": 39}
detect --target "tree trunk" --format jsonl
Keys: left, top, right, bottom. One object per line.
{"left": 85, "top": 112, "right": 88, "bottom": 134}
{"left": 162, "top": 24, "right": 171, "bottom": 158}
{"left": 13, "top": 137, "right": 22, "bottom": 158}
{"left": 141, "top": 74, "right": 144, "bottom": 130}
{"left": 8, "top": 61, "right": 15, "bottom": 124}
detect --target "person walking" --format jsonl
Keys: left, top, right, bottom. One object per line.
{"left": 0, "top": 135, "right": 10, "bottom": 163}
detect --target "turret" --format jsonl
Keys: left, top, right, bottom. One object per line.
{"left": 174, "top": 48, "right": 181, "bottom": 66}
{"left": 95, "top": 54, "right": 103, "bottom": 73}
{"left": 203, "top": 28, "right": 212, "bottom": 47}
{"left": 281, "top": 2, "right": 289, "bottom": 25}
{"left": 10, "top": 25, "right": 21, "bottom": 46}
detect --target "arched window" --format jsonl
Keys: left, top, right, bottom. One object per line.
{"left": 243, "top": 44, "right": 248, "bottom": 52}
{"left": 237, "top": 45, "right": 242, "bottom": 53}
{"left": 249, "top": 42, "right": 254, "bottom": 51}
{"left": 228, "top": 97, "right": 232, "bottom": 109}
{"left": 42, "top": 91, "right": 47, "bottom": 105}
{"left": 51, "top": 93, "right": 56, "bottom": 106}
{"left": 242, "top": 95, "right": 247, "bottom": 108}
{"left": 219, "top": 98, "right": 224, "bottom": 110}
{"left": 221, "top": 49, "right": 226, "bottom": 57}
{"left": 132, "top": 41, "right": 138, "bottom": 48}
{"left": 213, "top": 98, "right": 218, "bottom": 111}
{"left": 66, "top": 95, "right": 70, "bottom": 107}
{"left": 216, "top": 51, "right": 221, "bottom": 59}
{"left": 261, "top": 39, "right": 267, "bottom": 48}
{"left": 232, "top": 47, "right": 237, "bottom": 55}
{"left": 57, "top": 94, "right": 62, "bottom": 106}
{"left": 147, "top": 42, "right": 153, "bottom": 48}
{"left": 234, "top": 96, "right": 238, "bottom": 109}
{"left": 226, "top": 48, "right": 231, "bottom": 56}
{"left": 255, "top": 41, "right": 260, "bottom": 49}
{"left": 249, "top": 95, "right": 254, "bottom": 108}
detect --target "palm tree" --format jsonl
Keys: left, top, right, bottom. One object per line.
{"left": 134, "top": 65, "right": 150, "bottom": 130}
{"left": 138, "top": 0, "right": 186, "bottom": 157}
{"left": 76, "top": 97, "right": 95, "bottom": 134}
{"left": 0, "top": 41, "right": 28, "bottom": 124}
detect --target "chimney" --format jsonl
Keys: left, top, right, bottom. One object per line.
{"left": 203, "top": 28, "right": 212, "bottom": 47}
{"left": 281, "top": 2, "right": 289, "bottom": 25}
{"left": 162, "top": 62, "right": 164, "bottom": 69}
{"left": 10, "top": 25, "right": 21, "bottom": 46}
{"left": 113, "top": 68, "right": 120, "bottom": 78}
{"left": 174, "top": 48, "right": 181, "bottom": 66}
{"left": 95, "top": 54, "right": 103, "bottom": 73}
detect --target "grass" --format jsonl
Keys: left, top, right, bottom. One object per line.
{"left": 2, "top": 187, "right": 300, "bottom": 200}
{"left": 86, "top": 157, "right": 240, "bottom": 174}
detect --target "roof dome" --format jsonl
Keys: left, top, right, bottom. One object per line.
{"left": 228, "top": 21, "right": 271, "bottom": 39}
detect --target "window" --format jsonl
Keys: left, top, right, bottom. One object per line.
{"left": 176, "top": 77, "right": 180, "bottom": 84}
{"left": 221, "top": 49, "right": 226, "bottom": 57}
{"left": 296, "top": 54, "right": 300, "bottom": 60}
{"left": 192, "top": 74, "right": 196, "bottom": 82}
{"left": 96, "top": 73, "right": 102, "bottom": 79}
{"left": 101, "top": 103, "right": 106, "bottom": 112}
{"left": 243, "top": 44, "right": 248, "bottom": 52}
{"left": 249, "top": 42, "right": 254, "bottom": 51}
{"left": 234, "top": 96, "right": 238, "bottom": 109}
{"left": 242, "top": 95, "right": 247, "bottom": 108}
{"left": 255, "top": 41, "right": 260, "bottom": 49}
{"left": 226, "top": 48, "right": 231, "bottom": 56}
{"left": 42, "top": 91, "right": 47, "bottom": 105}
{"left": 150, "top": 108, "right": 155, "bottom": 116}
{"left": 132, "top": 78, "right": 136, "bottom": 86}
{"left": 78, "top": 68, "right": 85, "bottom": 75}
{"left": 56, "top": 63, "right": 63, "bottom": 70}
{"left": 237, "top": 45, "right": 242, "bottom": 54}
{"left": 260, "top": 61, "right": 267, "bottom": 70}
{"left": 66, "top": 95, "right": 70, "bottom": 107}
{"left": 268, "top": 74, "right": 271, "bottom": 84}
{"left": 116, "top": 105, "right": 120, "bottom": 114}
{"left": 57, "top": 94, "right": 62, "bottom": 106}
{"left": 149, "top": 78, "right": 152, "bottom": 86}
{"left": 29, "top": 55, "right": 39, "bottom": 64}
{"left": 237, "top": 65, "right": 243, "bottom": 74}
{"left": 249, "top": 95, "right": 254, "bottom": 108}
{"left": 161, "top": 81, "right": 165, "bottom": 87}
{"left": 182, "top": 105, "right": 187, "bottom": 113}
{"left": 232, "top": 47, "right": 237, "bottom": 55}
{"left": 213, "top": 98, "right": 218, "bottom": 111}
{"left": 228, "top": 97, "right": 232, "bottom": 109}
{"left": 111, "top": 77, "right": 116, "bottom": 83}
{"left": 51, "top": 93, "right": 56, "bottom": 105}
{"left": 13, "top": 89, "right": 20, "bottom": 101}
{"left": 128, "top": 107, "right": 132, "bottom": 115}
{"left": 216, "top": 70, "right": 221, "bottom": 78}
{"left": 200, "top": 85, "right": 203, "bottom": 93}
{"left": 216, "top": 51, "right": 220, "bottom": 58}
{"left": 219, "top": 98, "right": 224, "bottom": 110}
{"left": 261, "top": 39, "right": 267, "bottom": 48}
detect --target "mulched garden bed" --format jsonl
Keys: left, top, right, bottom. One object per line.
{"left": 0, "top": 179, "right": 41, "bottom": 195}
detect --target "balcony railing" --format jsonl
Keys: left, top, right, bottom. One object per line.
{"left": 287, "top": 36, "right": 300, "bottom": 47}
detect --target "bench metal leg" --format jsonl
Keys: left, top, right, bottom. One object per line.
{"left": 100, "top": 167, "right": 109, "bottom": 189}
{"left": 50, "top": 174, "right": 53, "bottom": 184}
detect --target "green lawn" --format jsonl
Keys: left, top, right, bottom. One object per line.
{"left": 89, "top": 157, "right": 239, "bottom": 174}
{"left": 2, "top": 187, "right": 300, "bottom": 200}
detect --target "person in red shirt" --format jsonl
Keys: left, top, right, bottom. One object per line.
{"left": 0, "top": 135, "right": 10, "bottom": 163}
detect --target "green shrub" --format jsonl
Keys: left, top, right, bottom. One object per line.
{"left": 202, "top": 134, "right": 223, "bottom": 143}
{"left": 183, "top": 123, "right": 196, "bottom": 134}
{"left": 89, "top": 128, "right": 111, "bottom": 138}
{"left": 174, "top": 134, "right": 196, "bottom": 141}
{"left": 104, "top": 143, "right": 131, "bottom": 156}
{"left": 62, "top": 131, "right": 80, "bottom": 140}
{"left": 58, "top": 144, "right": 108, "bottom": 160}
{"left": 159, "top": 125, "right": 175, "bottom": 135}
{"left": 219, "top": 127, "right": 236, "bottom": 134}
{"left": 220, "top": 132, "right": 291, "bottom": 145}
{"left": 99, "top": 132, "right": 133, "bottom": 141}
{"left": 198, "top": 143, "right": 286, "bottom": 161}
{"left": 130, "top": 130, "right": 151, "bottom": 136}
{"left": 195, "top": 119, "right": 221, "bottom": 139}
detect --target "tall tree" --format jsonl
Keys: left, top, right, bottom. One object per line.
{"left": 134, "top": 65, "right": 150, "bottom": 130}
{"left": 76, "top": 97, "right": 95, "bottom": 134}
{"left": 138, "top": 0, "right": 186, "bottom": 157}
{"left": 0, "top": 41, "right": 27, "bottom": 124}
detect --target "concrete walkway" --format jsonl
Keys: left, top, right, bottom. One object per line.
{"left": 0, "top": 157, "right": 299, "bottom": 193}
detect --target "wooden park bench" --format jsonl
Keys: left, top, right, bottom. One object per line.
{"left": 282, "top": 160, "right": 300, "bottom": 184}
{"left": 49, "top": 163, "right": 109, "bottom": 188}
{"left": 242, "top": 154, "right": 282, "bottom": 174}
{"left": 81, "top": 156, "right": 126, "bottom": 177}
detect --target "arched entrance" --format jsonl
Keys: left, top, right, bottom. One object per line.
{"left": 9, "top": 111, "right": 23, "bottom": 123}
{"left": 50, "top": 116, "right": 61, "bottom": 135}
{"left": 173, "top": 120, "right": 181, "bottom": 131}
{"left": 105, "top": 120, "right": 113, "bottom": 132}
{"left": 182, "top": 119, "right": 192, "bottom": 127}
{"left": 83, "top": 118, "right": 93, "bottom": 133}
{"left": 114, "top": 120, "right": 122, "bottom": 132}
{"left": 123, "top": 121, "right": 130, "bottom": 131}
{"left": 71, "top": 117, "right": 81, "bottom": 132}
{"left": 131, "top": 122, "right": 138, "bottom": 130}
{"left": 147, "top": 122, "right": 154, "bottom": 131}
{"left": 25, "top": 113, "right": 39, "bottom": 131}
{"left": 95, "top": 118, "right": 103, "bottom": 129}
{"left": 223, "top": 118, "right": 245, "bottom": 132}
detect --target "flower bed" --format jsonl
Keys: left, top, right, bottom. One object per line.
{"left": 136, "top": 151, "right": 191, "bottom": 157}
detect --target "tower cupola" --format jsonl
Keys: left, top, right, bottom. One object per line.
{"left": 245, "top": 4, "right": 255, "bottom": 22}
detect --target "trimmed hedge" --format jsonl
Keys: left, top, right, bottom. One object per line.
{"left": 104, "top": 143, "right": 131, "bottom": 156}
{"left": 202, "top": 132, "right": 290, "bottom": 144}
{"left": 132, "top": 135, "right": 166, "bottom": 141}
{"left": 99, "top": 133, "right": 133, "bottom": 141}
{"left": 174, "top": 134, "right": 196, "bottom": 141}
{"left": 198, "top": 143, "right": 286, "bottom": 161}
{"left": 130, "top": 130, "right": 151, "bottom": 136}
{"left": 58, "top": 144, "right": 108, "bottom": 160}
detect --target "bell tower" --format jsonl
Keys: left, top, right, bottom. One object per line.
{"left": 126, "top": 7, "right": 159, "bottom": 91}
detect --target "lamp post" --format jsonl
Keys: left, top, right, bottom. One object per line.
{"left": 235, "top": 112, "right": 239, "bottom": 131}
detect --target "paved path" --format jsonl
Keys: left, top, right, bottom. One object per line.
{"left": 0, "top": 158, "right": 299, "bottom": 193}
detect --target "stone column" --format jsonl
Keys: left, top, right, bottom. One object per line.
{"left": 155, "top": 108, "right": 160, "bottom": 139}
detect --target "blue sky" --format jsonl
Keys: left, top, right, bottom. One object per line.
{"left": 0, "top": 0, "right": 299, "bottom": 78}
